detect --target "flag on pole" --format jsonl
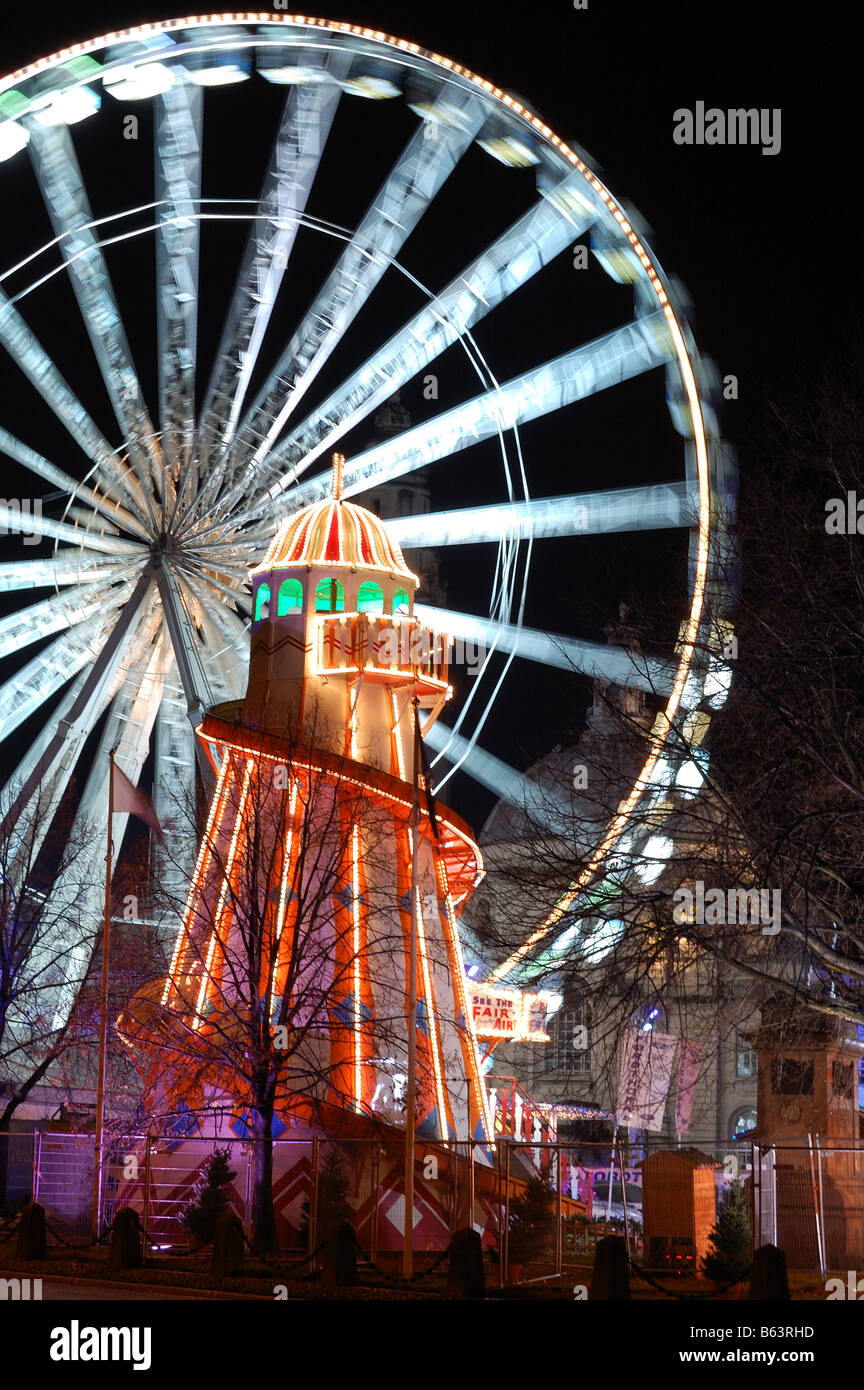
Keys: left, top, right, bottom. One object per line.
{"left": 615, "top": 1028, "right": 678, "bottom": 1131}
{"left": 675, "top": 1040, "right": 701, "bottom": 1136}
{"left": 413, "top": 703, "right": 439, "bottom": 839}
{"left": 112, "top": 760, "right": 163, "bottom": 839}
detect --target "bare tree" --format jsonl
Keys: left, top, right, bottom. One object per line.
{"left": 462, "top": 337, "right": 864, "bottom": 1118}
{"left": 0, "top": 783, "right": 103, "bottom": 1212}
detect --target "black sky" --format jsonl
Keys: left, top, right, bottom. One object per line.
{"left": 0, "top": 1, "right": 857, "bottom": 830}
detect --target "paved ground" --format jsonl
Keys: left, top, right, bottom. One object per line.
{"left": 3, "top": 1277, "right": 271, "bottom": 1300}
{"left": 32, "top": 1280, "right": 219, "bottom": 1300}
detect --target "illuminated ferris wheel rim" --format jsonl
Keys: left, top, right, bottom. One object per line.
{"left": 0, "top": 14, "right": 728, "bottom": 992}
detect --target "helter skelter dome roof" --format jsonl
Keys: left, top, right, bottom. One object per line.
{"left": 250, "top": 453, "right": 418, "bottom": 584}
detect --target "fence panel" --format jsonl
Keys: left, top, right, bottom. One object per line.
{"left": 0, "top": 1132, "right": 34, "bottom": 1205}
{"left": 33, "top": 1133, "right": 94, "bottom": 1237}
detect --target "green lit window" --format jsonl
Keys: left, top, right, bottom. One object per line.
{"left": 393, "top": 588, "right": 410, "bottom": 615}
{"left": 254, "top": 583, "right": 271, "bottom": 621}
{"left": 314, "top": 578, "right": 344, "bottom": 613}
{"left": 357, "top": 580, "right": 384, "bottom": 614}
{"left": 277, "top": 578, "right": 303, "bottom": 615}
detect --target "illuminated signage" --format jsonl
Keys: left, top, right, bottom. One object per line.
{"left": 470, "top": 984, "right": 551, "bottom": 1042}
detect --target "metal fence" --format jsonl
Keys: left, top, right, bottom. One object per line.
{"left": 5, "top": 1130, "right": 863, "bottom": 1282}
{"left": 754, "top": 1141, "right": 864, "bottom": 1276}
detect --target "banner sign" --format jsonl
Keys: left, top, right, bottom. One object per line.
{"left": 675, "top": 1040, "right": 702, "bottom": 1135}
{"left": 470, "top": 984, "right": 551, "bottom": 1042}
{"left": 616, "top": 1028, "right": 678, "bottom": 1131}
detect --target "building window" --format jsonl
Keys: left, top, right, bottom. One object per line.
{"left": 357, "top": 580, "right": 384, "bottom": 614}
{"left": 314, "top": 578, "right": 344, "bottom": 613}
{"left": 736, "top": 1031, "right": 757, "bottom": 1078}
{"left": 730, "top": 1107, "right": 757, "bottom": 1140}
{"left": 771, "top": 1058, "right": 814, "bottom": 1095}
{"left": 393, "top": 588, "right": 410, "bottom": 615}
{"left": 543, "top": 1003, "right": 590, "bottom": 1076}
{"left": 277, "top": 578, "right": 303, "bottom": 615}
{"left": 254, "top": 583, "right": 270, "bottom": 622}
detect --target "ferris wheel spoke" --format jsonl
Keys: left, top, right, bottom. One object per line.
{"left": 33, "top": 637, "right": 167, "bottom": 1034}
{"left": 0, "top": 600, "right": 162, "bottom": 886}
{"left": 26, "top": 122, "right": 162, "bottom": 502}
{"left": 225, "top": 92, "right": 484, "bottom": 484}
{"left": 0, "top": 610, "right": 116, "bottom": 743}
{"left": 155, "top": 81, "right": 203, "bottom": 488}
{"left": 260, "top": 170, "right": 599, "bottom": 492}
{"left": 0, "top": 575, "right": 136, "bottom": 660}
{"left": 384, "top": 482, "right": 693, "bottom": 548}
{"left": 0, "top": 499, "right": 146, "bottom": 557}
{"left": 195, "top": 67, "right": 346, "bottom": 477}
{"left": 0, "top": 285, "right": 147, "bottom": 518}
{"left": 0, "top": 427, "right": 150, "bottom": 541}
{"left": 179, "top": 564, "right": 251, "bottom": 621}
{"left": 0, "top": 552, "right": 134, "bottom": 594}
{"left": 425, "top": 719, "right": 582, "bottom": 839}
{"left": 179, "top": 566, "right": 251, "bottom": 649}
{"left": 153, "top": 564, "right": 217, "bottom": 745}
{"left": 0, "top": 569, "right": 155, "bottom": 844}
{"left": 415, "top": 602, "right": 678, "bottom": 696}
{"left": 153, "top": 667, "right": 198, "bottom": 910}
{"left": 244, "top": 311, "right": 674, "bottom": 526}
{"left": 176, "top": 576, "right": 249, "bottom": 702}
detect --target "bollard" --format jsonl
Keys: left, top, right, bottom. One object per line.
{"left": 16, "top": 1202, "right": 47, "bottom": 1261}
{"left": 108, "top": 1206, "right": 143, "bottom": 1270}
{"left": 212, "top": 1211, "right": 245, "bottom": 1277}
{"left": 589, "top": 1235, "right": 631, "bottom": 1300}
{"left": 321, "top": 1219, "right": 356, "bottom": 1288}
{"left": 747, "top": 1243, "right": 791, "bottom": 1300}
{"left": 446, "top": 1227, "right": 485, "bottom": 1299}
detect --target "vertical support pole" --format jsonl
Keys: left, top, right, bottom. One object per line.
{"left": 370, "top": 1145, "right": 381, "bottom": 1262}
{"left": 143, "top": 1134, "right": 152, "bottom": 1248}
{"left": 308, "top": 1136, "right": 320, "bottom": 1260}
{"left": 606, "top": 1126, "right": 617, "bottom": 1226}
{"left": 555, "top": 1141, "right": 563, "bottom": 1277}
{"left": 468, "top": 1139, "right": 476, "bottom": 1235}
{"left": 618, "top": 1132, "right": 631, "bottom": 1256}
{"left": 807, "top": 1133, "right": 826, "bottom": 1283}
{"left": 502, "top": 1141, "right": 511, "bottom": 1287}
{"left": 753, "top": 1143, "right": 761, "bottom": 1246}
{"left": 815, "top": 1136, "right": 827, "bottom": 1278}
{"left": 403, "top": 697, "right": 421, "bottom": 1278}
{"left": 31, "top": 1131, "right": 42, "bottom": 1204}
{"left": 243, "top": 1141, "right": 252, "bottom": 1239}
{"left": 91, "top": 747, "right": 115, "bottom": 1243}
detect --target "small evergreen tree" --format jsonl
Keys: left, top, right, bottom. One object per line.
{"left": 299, "top": 1147, "right": 352, "bottom": 1246}
{"left": 509, "top": 1171, "right": 555, "bottom": 1264}
{"left": 701, "top": 1179, "right": 752, "bottom": 1283}
{"left": 180, "top": 1147, "right": 237, "bottom": 1246}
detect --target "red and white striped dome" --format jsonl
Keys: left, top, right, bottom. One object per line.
{"left": 251, "top": 454, "right": 418, "bottom": 584}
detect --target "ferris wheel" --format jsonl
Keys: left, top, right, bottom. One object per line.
{"left": 0, "top": 15, "right": 735, "bottom": 1006}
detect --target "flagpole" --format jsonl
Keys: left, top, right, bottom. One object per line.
{"left": 403, "top": 697, "right": 420, "bottom": 1278}
{"left": 91, "top": 746, "right": 115, "bottom": 1242}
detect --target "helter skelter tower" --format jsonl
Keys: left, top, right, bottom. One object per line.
{"left": 156, "top": 454, "right": 492, "bottom": 1144}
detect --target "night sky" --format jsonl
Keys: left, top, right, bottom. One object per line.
{"left": 0, "top": 1, "right": 856, "bottom": 834}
